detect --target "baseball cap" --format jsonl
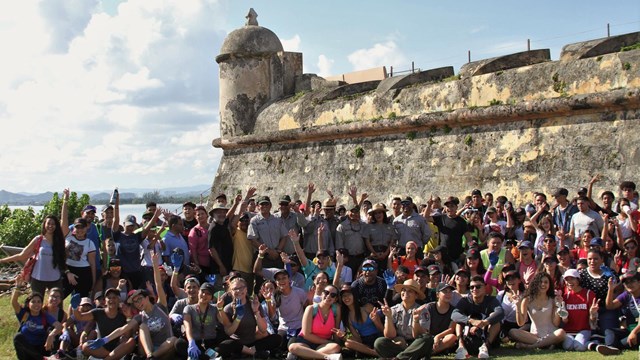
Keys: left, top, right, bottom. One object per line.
{"left": 182, "top": 201, "right": 196, "bottom": 209}
{"left": 362, "top": 259, "right": 378, "bottom": 269}
{"left": 400, "top": 196, "right": 413, "bottom": 205}
{"left": 471, "top": 189, "right": 482, "bottom": 197}
{"left": 80, "top": 297, "right": 93, "bottom": 307}
{"left": 93, "top": 291, "right": 104, "bottom": 300}
{"left": 562, "top": 269, "right": 580, "bottom": 279}
{"left": 577, "top": 187, "right": 588, "bottom": 195}
{"left": 104, "top": 288, "right": 120, "bottom": 299}
{"left": 436, "top": 282, "right": 455, "bottom": 292}
{"left": 466, "top": 248, "right": 480, "bottom": 259}
{"left": 82, "top": 205, "right": 97, "bottom": 213}
{"left": 200, "top": 282, "right": 215, "bottom": 295}
{"left": 414, "top": 265, "right": 428, "bottom": 275}
{"left": 256, "top": 196, "right": 271, "bottom": 205}
{"left": 518, "top": 241, "right": 534, "bottom": 249}
{"left": 590, "top": 237, "right": 604, "bottom": 247}
{"left": 429, "top": 245, "right": 446, "bottom": 253}
{"left": 427, "top": 264, "right": 441, "bottom": 275}
{"left": 101, "top": 204, "right": 113, "bottom": 213}
{"left": 486, "top": 206, "right": 497, "bottom": 214}
{"left": 443, "top": 196, "right": 459, "bottom": 206}
{"left": 124, "top": 215, "right": 137, "bottom": 226}
{"left": 316, "top": 250, "right": 330, "bottom": 258}
{"left": 279, "top": 195, "right": 292, "bottom": 205}
{"left": 274, "top": 268, "right": 290, "bottom": 278}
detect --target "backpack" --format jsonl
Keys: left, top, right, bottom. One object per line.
{"left": 18, "top": 309, "right": 47, "bottom": 332}
{"left": 311, "top": 303, "right": 338, "bottom": 321}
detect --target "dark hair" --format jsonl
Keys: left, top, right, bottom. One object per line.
{"left": 487, "top": 232, "right": 504, "bottom": 241}
{"left": 620, "top": 181, "right": 636, "bottom": 191}
{"left": 576, "top": 196, "right": 589, "bottom": 202}
{"left": 368, "top": 211, "right": 389, "bottom": 224}
{"left": 539, "top": 258, "right": 562, "bottom": 289}
{"left": 24, "top": 292, "right": 44, "bottom": 313}
{"left": 496, "top": 196, "right": 508, "bottom": 205}
{"left": 168, "top": 215, "right": 181, "bottom": 228}
{"left": 44, "top": 287, "right": 65, "bottom": 314}
{"left": 470, "top": 275, "right": 485, "bottom": 285}
{"left": 601, "top": 191, "right": 615, "bottom": 200}
{"left": 340, "top": 288, "right": 364, "bottom": 327}
{"left": 146, "top": 201, "right": 157, "bottom": 208}
{"left": 463, "top": 254, "right": 486, "bottom": 276}
{"left": 392, "top": 197, "right": 402, "bottom": 202}
{"left": 534, "top": 192, "right": 547, "bottom": 200}
{"left": 525, "top": 272, "right": 555, "bottom": 301}
{"left": 587, "top": 248, "right": 603, "bottom": 260}
{"left": 41, "top": 215, "right": 66, "bottom": 271}
{"left": 500, "top": 271, "right": 525, "bottom": 294}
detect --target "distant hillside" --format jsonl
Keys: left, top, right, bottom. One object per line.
{"left": 0, "top": 185, "right": 209, "bottom": 206}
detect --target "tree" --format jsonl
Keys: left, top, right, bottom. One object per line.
{"left": 0, "top": 192, "right": 91, "bottom": 248}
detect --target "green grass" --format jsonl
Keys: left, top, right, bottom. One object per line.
{"left": 0, "top": 294, "right": 636, "bottom": 359}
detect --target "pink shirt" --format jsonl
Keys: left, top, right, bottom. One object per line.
{"left": 300, "top": 306, "right": 335, "bottom": 340}
{"left": 188, "top": 225, "right": 210, "bottom": 267}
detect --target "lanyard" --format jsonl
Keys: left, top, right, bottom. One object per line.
{"left": 631, "top": 293, "right": 640, "bottom": 322}
{"left": 197, "top": 303, "right": 209, "bottom": 347}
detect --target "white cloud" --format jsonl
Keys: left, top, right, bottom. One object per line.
{"left": 281, "top": 34, "right": 301, "bottom": 52}
{"left": 347, "top": 40, "right": 408, "bottom": 71}
{"left": 0, "top": 0, "right": 227, "bottom": 193}
{"left": 316, "top": 54, "right": 334, "bottom": 77}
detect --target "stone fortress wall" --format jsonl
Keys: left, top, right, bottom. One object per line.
{"left": 210, "top": 9, "right": 640, "bottom": 206}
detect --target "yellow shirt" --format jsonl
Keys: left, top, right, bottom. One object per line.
{"left": 232, "top": 229, "right": 254, "bottom": 273}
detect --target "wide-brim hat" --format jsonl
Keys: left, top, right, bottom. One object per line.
{"left": 209, "top": 203, "right": 229, "bottom": 215}
{"left": 393, "top": 279, "right": 425, "bottom": 300}
{"left": 367, "top": 203, "right": 386, "bottom": 214}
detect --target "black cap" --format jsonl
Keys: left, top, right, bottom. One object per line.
{"left": 316, "top": 250, "right": 330, "bottom": 258}
{"left": 200, "top": 282, "right": 215, "bottom": 295}
{"left": 436, "top": 282, "right": 455, "bottom": 292}
{"left": 471, "top": 189, "right": 482, "bottom": 196}
{"left": 401, "top": 196, "right": 413, "bottom": 205}
{"left": 256, "top": 196, "right": 271, "bottom": 205}
{"left": 274, "top": 268, "right": 289, "bottom": 278}
{"left": 427, "top": 264, "right": 441, "bottom": 275}
{"left": 182, "top": 201, "right": 196, "bottom": 209}
{"left": 466, "top": 248, "right": 480, "bottom": 259}
{"left": 443, "top": 196, "right": 459, "bottom": 206}
{"left": 279, "top": 195, "right": 292, "bottom": 205}
{"left": 429, "top": 244, "right": 446, "bottom": 253}
{"left": 577, "top": 187, "right": 588, "bottom": 195}
{"left": 349, "top": 205, "right": 360, "bottom": 212}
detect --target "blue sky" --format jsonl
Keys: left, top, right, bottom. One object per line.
{"left": 0, "top": 0, "right": 638, "bottom": 193}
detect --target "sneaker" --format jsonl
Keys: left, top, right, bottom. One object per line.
{"left": 477, "top": 344, "right": 489, "bottom": 359}
{"left": 286, "top": 352, "right": 298, "bottom": 360}
{"left": 325, "top": 354, "right": 342, "bottom": 360}
{"left": 596, "top": 345, "right": 621, "bottom": 356}
{"left": 455, "top": 346, "right": 469, "bottom": 359}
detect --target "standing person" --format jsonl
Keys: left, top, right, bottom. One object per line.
{"left": 219, "top": 278, "right": 281, "bottom": 358}
{"left": 12, "top": 275, "right": 62, "bottom": 360}
{"left": 69, "top": 203, "right": 102, "bottom": 290}
{"left": 274, "top": 195, "right": 301, "bottom": 255}
{"left": 0, "top": 208, "right": 68, "bottom": 296}
{"left": 552, "top": 188, "right": 579, "bottom": 243}
{"left": 451, "top": 276, "right": 504, "bottom": 359}
{"left": 366, "top": 203, "right": 398, "bottom": 270}
{"left": 287, "top": 284, "right": 343, "bottom": 360}
{"left": 560, "top": 269, "right": 597, "bottom": 352}
{"left": 569, "top": 196, "right": 605, "bottom": 243}
{"left": 509, "top": 272, "right": 566, "bottom": 349}
{"left": 181, "top": 201, "right": 198, "bottom": 239}
{"left": 188, "top": 205, "right": 211, "bottom": 281}
{"left": 425, "top": 196, "right": 471, "bottom": 265}
{"left": 374, "top": 279, "right": 434, "bottom": 360}
{"left": 111, "top": 193, "right": 162, "bottom": 290}
{"left": 335, "top": 205, "right": 368, "bottom": 274}
{"left": 247, "top": 196, "right": 289, "bottom": 269}
{"left": 63, "top": 217, "right": 97, "bottom": 298}
{"left": 163, "top": 215, "right": 191, "bottom": 272}
{"left": 393, "top": 197, "right": 430, "bottom": 257}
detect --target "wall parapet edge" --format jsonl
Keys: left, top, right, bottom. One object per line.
{"left": 212, "top": 88, "right": 639, "bottom": 150}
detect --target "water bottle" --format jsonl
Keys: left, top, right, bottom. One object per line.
{"left": 556, "top": 300, "right": 569, "bottom": 318}
{"left": 109, "top": 187, "right": 118, "bottom": 204}
{"left": 205, "top": 348, "right": 218, "bottom": 359}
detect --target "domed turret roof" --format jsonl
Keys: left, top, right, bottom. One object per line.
{"left": 217, "top": 9, "right": 283, "bottom": 62}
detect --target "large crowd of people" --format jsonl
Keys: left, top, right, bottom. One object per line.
{"left": 2, "top": 177, "right": 640, "bottom": 360}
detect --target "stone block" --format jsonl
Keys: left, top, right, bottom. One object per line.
{"left": 294, "top": 74, "right": 343, "bottom": 93}
{"left": 459, "top": 49, "right": 550, "bottom": 78}
{"left": 376, "top": 66, "right": 455, "bottom": 94}
{"left": 320, "top": 81, "right": 381, "bottom": 102}
{"left": 561, "top": 31, "right": 640, "bottom": 61}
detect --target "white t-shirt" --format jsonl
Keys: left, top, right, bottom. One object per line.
{"left": 65, "top": 235, "right": 96, "bottom": 267}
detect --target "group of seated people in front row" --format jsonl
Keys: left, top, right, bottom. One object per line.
{"left": 5, "top": 179, "right": 640, "bottom": 359}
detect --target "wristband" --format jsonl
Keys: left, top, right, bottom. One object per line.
{"left": 217, "top": 307, "right": 223, "bottom": 311}
{"left": 234, "top": 318, "right": 241, "bottom": 323}
{"left": 258, "top": 255, "right": 265, "bottom": 259}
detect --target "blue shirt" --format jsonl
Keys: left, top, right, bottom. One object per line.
{"left": 162, "top": 231, "right": 190, "bottom": 268}
{"left": 16, "top": 308, "right": 56, "bottom": 346}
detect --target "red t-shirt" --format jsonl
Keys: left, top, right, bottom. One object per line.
{"left": 563, "top": 288, "right": 595, "bottom": 333}
{"left": 392, "top": 256, "right": 418, "bottom": 277}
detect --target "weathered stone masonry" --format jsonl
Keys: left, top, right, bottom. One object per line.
{"left": 210, "top": 10, "right": 640, "bottom": 206}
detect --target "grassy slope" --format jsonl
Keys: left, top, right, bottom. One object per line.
{"left": 0, "top": 294, "right": 636, "bottom": 359}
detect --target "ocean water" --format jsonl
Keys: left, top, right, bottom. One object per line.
{"left": 8, "top": 203, "right": 185, "bottom": 220}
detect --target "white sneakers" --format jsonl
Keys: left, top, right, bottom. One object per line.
{"left": 478, "top": 344, "right": 490, "bottom": 358}
{"left": 455, "top": 346, "right": 469, "bottom": 359}
{"left": 324, "top": 354, "right": 343, "bottom": 360}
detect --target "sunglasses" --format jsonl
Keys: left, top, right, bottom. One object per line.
{"left": 322, "top": 290, "right": 338, "bottom": 298}
{"left": 469, "top": 284, "right": 484, "bottom": 290}
{"left": 625, "top": 244, "right": 637, "bottom": 250}
{"left": 543, "top": 239, "right": 556, "bottom": 243}
{"left": 362, "top": 266, "right": 376, "bottom": 272}
{"left": 109, "top": 266, "right": 121, "bottom": 272}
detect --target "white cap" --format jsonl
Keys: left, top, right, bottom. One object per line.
{"left": 562, "top": 269, "right": 580, "bottom": 279}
